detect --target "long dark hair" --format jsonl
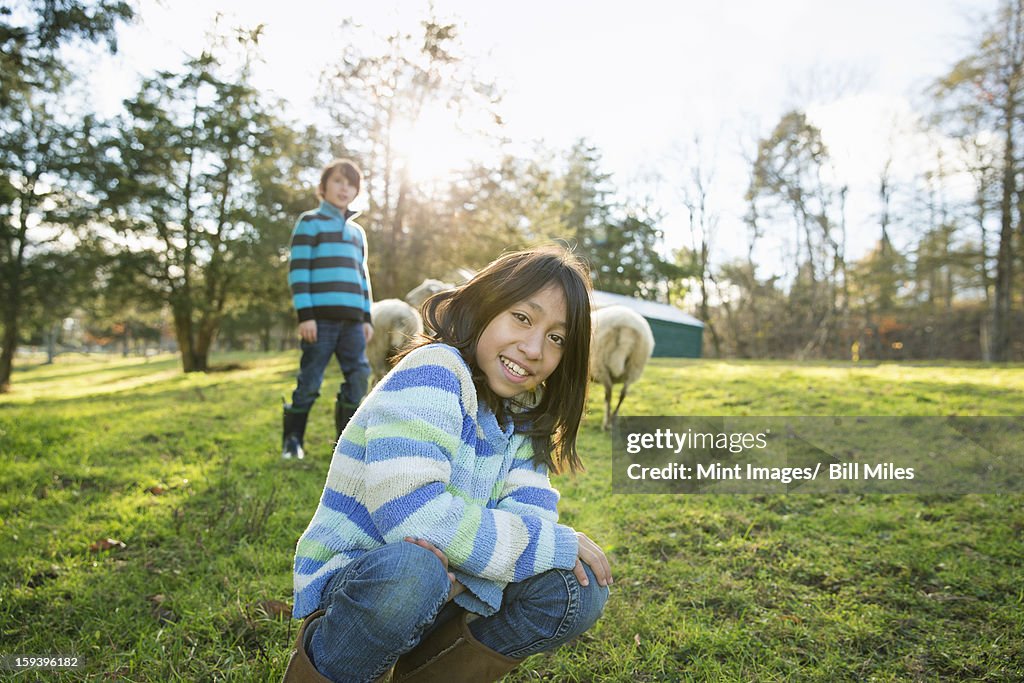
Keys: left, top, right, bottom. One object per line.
{"left": 396, "top": 246, "right": 592, "bottom": 473}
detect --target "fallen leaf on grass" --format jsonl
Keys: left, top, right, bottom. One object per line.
{"left": 634, "top": 634, "right": 641, "bottom": 646}
{"left": 255, "top": 600, "right": 292, "bottom": 619}
{"left": 145, "top": 485, "right": 166, "bottom": 495}
{"left": 103, "top": 667, "right": 132, "bottom": 680}
{"left": 152, "top": 605, "right": 179, "bottom": 624}
{"left": 89, "top": 538, "right": 126, "bottom": 552}
{"left": 148, "top": 594, "right": 178, "bottom": 624}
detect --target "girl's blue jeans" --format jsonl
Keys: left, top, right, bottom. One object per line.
{"left": 290, "top": 320, "right": 370, "bottom": 413}
{"left": 306, "top": 542, "right": 609, "bottom": 683}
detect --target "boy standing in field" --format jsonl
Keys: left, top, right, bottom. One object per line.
{"left": 281, "top": 159, "right": 374, "bottom": 460}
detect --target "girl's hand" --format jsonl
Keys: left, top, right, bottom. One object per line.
{"left": 404, "top": 537, "right": 465, "bottom": 602}
{"left": 574, "top": 532, "right": 613, "bottom": 588}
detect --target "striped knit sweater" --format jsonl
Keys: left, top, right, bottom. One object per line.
{"left": 292, "top": 343, "right": 580, "bottom": 619}
{"left": 288, "top": 200, "right": 372, "bottom": 323}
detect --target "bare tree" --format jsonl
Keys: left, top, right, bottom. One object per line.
{"left": 931, "top": 0, "right": 1024, "bottom": 361}
{"left": 677, "top": 135, "right": 723, "bottom": 356}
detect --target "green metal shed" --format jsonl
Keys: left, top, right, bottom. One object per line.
{"left": 592, "top": 290, "right": 704, "bottom": 358}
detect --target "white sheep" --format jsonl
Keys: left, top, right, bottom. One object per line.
{"left": 367, "top": 299, "right": 423, "bottom": 384}
{"left": 590, "top": 305, "right": 655, "bottom": 430}
{"left": 405, "top": 278, "right": 454, "bottom": 312}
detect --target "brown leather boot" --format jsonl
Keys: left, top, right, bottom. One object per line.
{"left": 282, "top": 611, "right": 394, "bottom": 683}
{"left": 392, "top": 610, "right": 520, "bottom": 683}
{"left": 283, "top": 611, "right": 331, "bottom": 683}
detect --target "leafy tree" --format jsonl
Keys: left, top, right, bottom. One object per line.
{"left": 80, "top": 246, "right": 167, "bottom": 356}
{"left": 593, "top": 209, "right": 691, "bottom": 300}
{"left": 92, "top": 49, "right": 310, "bottom": 372}
{"left": 559, "top": 139, "right": 614, "bottom": 254}
{"left": 219, "top": 122, "right": 322, "bottom": 351}
{"left": 317, "top": 18, "right": 502, "bottom": 298}
{"left": 16, "top": 238, "right": 106, "bottom": 360}
{"left": 556, "top": 140, "right": 686, "bottom": 298}
{"left": 711, "top": 260, "right": 791, "bottom": 358}
{"left": 438, "top": 151, "right": 570, "bottom": 274}
{"left": 0, "top": 0, "right": 132, "bottom": 107}
{"left": 486, "top": 139, "right": 684, "bottom": 300}
{"left": 746, "top": 110, "right": 848, "bottom": 356}
{"left": 0, "top": 0, "right": 133, "bottom": 391}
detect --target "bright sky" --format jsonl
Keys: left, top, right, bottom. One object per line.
{"left": 86, "top": 0, "right": 997, "bottom": 276}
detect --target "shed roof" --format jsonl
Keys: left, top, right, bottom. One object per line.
{"left": 592, "top": 290, "right": 705, "bottom": 328}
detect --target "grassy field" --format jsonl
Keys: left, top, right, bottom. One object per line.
{"left": 1, "top": 352, "right": 1022, "bottom": 681}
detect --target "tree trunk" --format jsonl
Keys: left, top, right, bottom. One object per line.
{"left": 0, "top": 307, "right": 18, "bottom": 392}
{"left": 991, "top": 100, "right": 1016, "bottom": 362}
{"left": 173, "top": 305, "right": 200, "bottom": 373}
{"left": 699, "top": 268, "right": 722, "bottom": 357}
{"left": 46, "top": 323, "right": 58, "bottom": 364}
{"left": 0, "top": 192, "right": 30, "bottom": 391}
{"left": 991, "top": 0, "right": 1023, "bottom": 362}
{"left": 261, "top": 320, "right": 272, "bottom": 352}
{"left": 386, "top": 170, "right": 410, "bottom": 298}
{"left": 122, "top": 323, "right": 131, "bottom": 357}
{"left": 191, "top": 340, "right": 211, "bottom": 372}
{"left": 194, "top": 316, "right": 219, "bottom": 372}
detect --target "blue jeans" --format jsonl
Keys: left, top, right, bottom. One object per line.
{"left": 290, "top": 320, "right": 370, "bottom": 413}
{"left": 307, "top": 542, "right": 609, "bottom": 683}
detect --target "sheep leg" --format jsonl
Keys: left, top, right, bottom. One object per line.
{"left": 603, "top": 384, "right": 612, "bottom": 431}
{"left": 612, "top": 384, "right": 629, "bottom": 419}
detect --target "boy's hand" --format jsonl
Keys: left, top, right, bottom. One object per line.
{"left": 298, "top": 320, "right": 317, "bottom": 343}
{"left": 574, "top": 532, "right": 613, "bottom": 588}
{"left": 404, "top": 537, "right": 465, "bottom": 602}
{"left": 363, "top": 322, "right": 374, "bottom": 344}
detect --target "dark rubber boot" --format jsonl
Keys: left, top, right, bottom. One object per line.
{"left": 282, "top": 407, "right": 309, "bottom": 460}
{"left": 335, "top": 397, "right": 358, "bottom": 441}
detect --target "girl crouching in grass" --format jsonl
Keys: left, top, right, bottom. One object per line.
{"left": 285, "top": 246, "right": 612, "bottom": 683}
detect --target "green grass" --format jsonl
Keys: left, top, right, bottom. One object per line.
{"left": 2, "top": 353, "right": 1022, "bottom": 681}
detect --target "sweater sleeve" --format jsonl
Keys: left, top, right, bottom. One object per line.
{"left": 288, "top": 217, "right": 316, "bottom": 322}
{"left": 495, "top": 437, "right": 567, "bottom": 527}
{"left": 360, "top": 346, "right": 579, "bottom": 584}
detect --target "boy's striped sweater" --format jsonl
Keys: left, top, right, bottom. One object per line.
{"left": 292, "top": 343, "right": 580, "bottom": 619}
{"left": 287, "top": 200, "right": 372, "bottom": 323}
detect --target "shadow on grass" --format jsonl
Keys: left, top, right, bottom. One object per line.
{"left": 1, "top": 414, "right": 314, "bottom": 679}
{"left": 7, "top": 357, "right": 182, "bottom": 384}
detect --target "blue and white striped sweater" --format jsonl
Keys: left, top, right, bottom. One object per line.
{"left": 288, "top": 200, "right": 372, "bottom": 323}
{"left": 292, "top": 343, "right": 580, "bottom": 619}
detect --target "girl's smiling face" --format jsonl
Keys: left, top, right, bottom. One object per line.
{"left": 474, "top": 283, "right": 567, "bottom": 398}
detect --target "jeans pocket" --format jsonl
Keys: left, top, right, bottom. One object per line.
{"left": 502, "top": 569, "right": 582, "bottom": 659}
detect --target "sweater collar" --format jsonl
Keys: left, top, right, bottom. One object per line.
{"left": 478, "top": 401, "right": 515, "bottom": 441}
{"left": 318, "top": 200, "right": 359, "bottom": 221}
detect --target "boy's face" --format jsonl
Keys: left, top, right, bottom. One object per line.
{"left": 322, "top": 169, "right": 357, "bottom": 210}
